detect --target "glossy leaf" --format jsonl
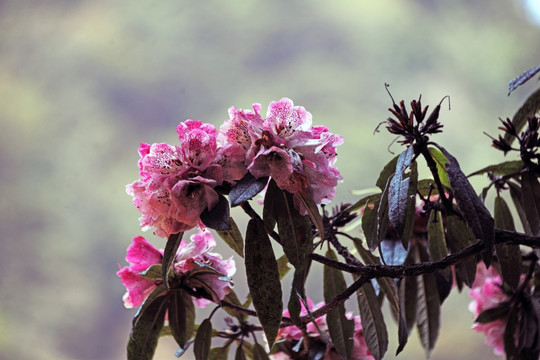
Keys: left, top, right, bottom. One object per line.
{"left": 162, "top": 232, "right": 184, "bottom": 287}
{"left": 505, "top": 87, "right": 540, "bottom": 146}
{"left": 357, "top": 281, "right": 389, "bottom": 360}
{"left": 445, "top": 216, "right": 477, "bottom": 288}
{"left": 194, "top": 319, "right": 213, "bottom": 360}
{"left": 200, "top": 194, "right": 231, "bottom": 231}
{"left": 388, "top": 146, "right": 414, "bottom": 237}
{"left": 439, "top": 146, "right": 495, "bottom": 267}
{"left": 468, "top": 160, "right": 524, "bottom": 177}
{"left": 415, "top": 244, "right": 440, "bottom": 358}
{"left": 229, "top": 173, "right": 269, "bottom": 207}
{"left": 428, "top": 147, "right": 451, "bottom": 189}
{"left": 324, "top": 249, "right": 355, "bottom": 360}
{"left": 245, "top": 218, "right": 282, "bottom": 349}
{"left": 128, "top": 293, "right": 168, "bottom": 360}
{"left": 494, "top": 195, "right": 521, "bottom": 290}
{"left": 508, "top": 65, "right": 540, "bottom": 94}
{"left": 217, "top": 217, "right": 244, "bottom": 258}
{"left": 521, "top": 170, "right": 540, "bottom": 236}
{"left": 168, "top": 291, "right": 195, "bottom": 348}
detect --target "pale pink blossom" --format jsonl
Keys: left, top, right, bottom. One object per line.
{"left": 117, "top": 230, "right": 235, "bottom": 309}
{"left": 468, "top": 263, "right": 511, "bottom": 356}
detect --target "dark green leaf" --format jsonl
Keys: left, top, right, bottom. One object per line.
{"left": 357, "top": 281, "right": 389, "bottom": 360}
{"left": 297, "top": 190, "right": 325, "bottom": 240}
{"left": 361, "top": 199, "right": 379, "bottom": 251}
{"left": 132, "top": 284, "right": 169, "bottom": 330}
{"left": 376, "top": 154, "right": 399, "bottom": 190}
{"left": 439, "top": 146, "right": 495, "bottom": 267}
{"left": 229, "top": 173, "right": 269, "bottom": 207}
{"left": 262, "top": 179, "right": 279, "bottom": 232}
{"left": 324, "top": 249, "right": 355, "bottom": 360}
{"left": 400, "top": 161, "right": 418, "bottom": 249}
{"left": 504, "top": 304, "right": 519, "bottom": 358}
{"left": 508, "top": 181, "right": 533, "bottom": 234}
{"left": 168, "top": 291, "right": 195, "bottom": 348}
{"left": 288, "top": 267, "right": 310, "bottom": 326}
{"left": 201, "top": 194, "right": 231, "bottom": 231}
{"left": 252, "top": 343, "right": 270, "bottom": 360}
{"left": 414, "top": 244, "right": 440, "bottom": 358}
{"left": 468, "top": 160, "right": 524, "bottom": 177}
{"left": 162, "top": 232, "right": 184, "bottom": 287}
{"left": 194, "top": 319, "right": 213, "bottom": 360}
{"left": 375, "top": 180, "right": 390, "bottom": 252}
{"left": 396, "top": 281, "right": 409, "bottom": 356}
{"left": 494, "top": 195, "right": 521, "bottom": 290}
{"left": 427, "top": 211, "right": 449, "bottom": 278}
{"left": 217, "top": 217, "right": 244, "bottom": 258}
{"left": 139, "top": 264, "right": 163, "bottom": 280}
{"left": 475, "top": 302, "right": 511, "bottom": 324}
{"left": 235, "top": 344, "right": 246, "bottom": 360}
{"left": 399, "top": 275, "right": 417, "bottom": 332}
{"left": 505, "top": 87, "right": 540, "bottom": 146}
{"left": 521, "top": 170, "right": 540, "bottom": 236}
{"left": 245, "top": 219, "right": 282, "bottom": 349}
{"left": 274, "top": 188, "right": 313, "bottom": 271}
{"left": 388, "top": 146, "right": 414, "bottom": 237}
{"left": 428, "top": 147, "right": 451, "bottom": 189}
{"left": 128, "top": 293, "right": 168, "bottom": 360}
{"left": 209, "top": 347, "right": 229, "bottom": 360}
{"left": 445, "top": 216, "right": 477, "bottom": 288}
{"left": 433, "top": 271, "right": 452, "bottom": 305}
{"left": 508, "top": 65, "right": 540, "bottom": 94}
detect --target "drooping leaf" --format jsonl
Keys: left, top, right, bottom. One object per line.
{"left": 297, "top": 190, "right": 325, "bottom": 240}
{"left": 217, "top": 217, "right": 244, "bottom": 258}
{"left": 162, "top": 232, "right": 184, "bottom": 287}
{"left": 508, "top": 181, "right": 533, "bottom": 234}
{"left": 194, "top": 319, "right": 213, "bottom": 360}
{"left": 400, "top": 161, "right": 418, "bottom": 249}
{"left": 388, "top": 146, "right": 414, "bottom": 237}
{"left": 504, "top": 303, "right": 519, "bottom": 358}
{"left": 428, "top": 147, "right": 451, "bottom": 189}
{"left": 287, "top": 266, "right": 310, "bottom": 326}
{"left": 414, "top": 244, "right": 441, "bottom": 358}
{"left": 399, "top": 274, "right": 418, "bottom": 333}
{"left": 252, "top": 343, "right": 271, "bottom": 360}
{"left": 209, "top": 347, "right": 229, "bottom": 360}
{"left": 357, "top": 281, "right": 389, "bottom": 360}
{"left": 468, "top": 160, "right": 524, "bottom": 177}
{"left": 201, "top": 194, "right": 231, "bottom": 231}
{"left": 445, "top": 216, "right": 477, "bottom": 288}
{"left": 273, "top": 188, "right": 313, "bottom": 271}
{"left": 168, "top": 291, "right": 195, "bottom": 348}
{"left": 494, "top": 195, "right": 521, "bottom": 290}
{"left": 128, "top": 293, "right": 168, "bottom": 360}
{"left": 361, "top": 200, "right": 378, "bottom": 251}
{"left": 396, "top": 282, "right": 409, "bottom": 356}
{"left": 235, "top": 344, "right": 247, "bottom": 360}
{"left": 229, "top": 173, "right": 269, "bottom": 207}
{"left": 245, "top": 219, "right": 282, "bottom": 349}
{"left": 426, "top": 210, "right": 452, "bottom": 304}
{"left": 375, "top": 180, "right": 390, "bottom": 252}
{"left": 439, "top": 146, "right": 495, "bottom": 267}
{"left": 521, "top": 170, "right": 540, "bottom": 236}
{"left": 324, "top": 249, "right": 355, "bottom": 360}
{"left": 380, "top": 237, "right": 407, "bottom": 266}
{"left": 505, "top": 87, "right": 540, "bottom": 146}
{"left": 508, "top": 65, "right": 540, "bottom": 94}
{"left": 262, "top": 178, "right": 279, "bottom": 232}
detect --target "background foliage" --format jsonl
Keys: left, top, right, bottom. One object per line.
{"left": 1, "top": 1, "right": 540, "bottom": 359}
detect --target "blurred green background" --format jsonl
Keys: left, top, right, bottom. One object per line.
{"left": 1, "top": 0, "right": 540, "bottom": 359}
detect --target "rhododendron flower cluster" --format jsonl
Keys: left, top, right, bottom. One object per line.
{"left": 468, "top": 263, "right": 510, "bottom": 356}
{"left": 117, "top": 229, "right": 235, "bottom": 309}
{"left": 271, "top": 298, "right": 374, "bottom": 360}
{"left": 126, "top": 98, "right": 342, "bottom": 237}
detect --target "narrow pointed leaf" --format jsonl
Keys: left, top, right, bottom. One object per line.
{"left": 201, "top": 194, "right": 231, "bottom": 231}
{"left": 494, "top": 195, "right": 521, "bottom": 290}
{"left": 396, "top": 281, "right": 409, "bottom": 356}
{"left": 168, "top": 291, "right": 195, "bottom": 348}
{"left": 375, "top": 180, "right": 390, "bottom": 252}
{"left": 128, "top": 294, "right": 168, "bottom": 360}
{"left": 505, "top": 87, "right": 540, "bottom": 145}
{"left": 508, "top": 181, "right": 533, "bottom": 234}
{"left": 357, "top": 281, "right": 389, "bottom": 360}
{"left": 132, "top": 284, "right": 169, "bottom": 329}
{"left": 262, "top": 179, "right": 279, "bottom": 232}
{"left": 229, "top": 173, "right": 269, "bottom": 207}
{"left": 400, "top": 161, "right": 418, "bottom": 249}
{"left": 361, "top": 200, "right": 378, "bottom": 251}
{"left": 376, "top": 154, "right": 400, "bottom": 190}
{"left": 235, "top": 344, "right": 246, "bottom": 360}
{"left": 162, "top": 232, "right": 184, "bottom": 287}
{"left": 245, "top": 219, "right": 282, "bottom": 349}
{"left": 399, "top": 274, "right": 418, "bottom": 332}
{"left": 475, "top": 302, "right": 511, "bottom": 324}
{"left": 298, "top": 190, "right": 325, "bottom": 240}
{"left": 217, "top": 217, "right": 244, "bottom": 257}
{"left": 427, "top": 211, "right": 450, "bottom": 279}
{"left": 288, "top": 266, "right": 310, "bottom": 326}
{"left": 194, "top": 319, "right": 213, "bottom": 360}
{"left": 388, "top": 146, "right": 414, "bottom": 236}
{"left": 324, "top": 249, "right": 355, "bottom": 360}
{"left": 468, "top": 160, "right": 524, "bottom": 177}
{"left": 508, "top": 65, "right": 540, "bottom": 94}
{"left": 253, "top": 343, "right": 271, "bottom": 360}
{"left": 521, "top": 170, "right": 540, "bottom": 236}
{"left": 445, "top": 216, "right": 477, "bottom": 288}
{"left": 439, "top": 146, "right": 495, "bottom": 267}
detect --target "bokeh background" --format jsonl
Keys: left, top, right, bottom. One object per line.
{"left": 1, "top": 0, "right": 540, "bottom": 359}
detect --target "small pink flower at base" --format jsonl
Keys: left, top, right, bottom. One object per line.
{"left": 117, "top": 236, "right": 163, "bottom": 308}
{"left": 468, "top": 263, "right": 511, "bottom": 356}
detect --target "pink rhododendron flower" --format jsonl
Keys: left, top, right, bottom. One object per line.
{"left": 274, "top": 298, "right": 374, "bottom": 360}
{"left": 117, "top": 230, "right": 235, "bottom": 309}
{"left": 127, "top": 120, "right": 226, "bottom": 237}
{"left": 468, "top": 263, "right": 511, "bottom": 356}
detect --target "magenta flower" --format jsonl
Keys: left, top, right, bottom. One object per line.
{"left": 117, "top": 230, "right": 235, "bottom": 309}
{"left": 468, "top": 263, "right": 511, "bottom": 356}
{"left": 127, "top": 120, "right": 225, "bottom": 237}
